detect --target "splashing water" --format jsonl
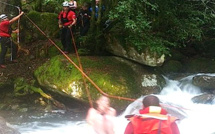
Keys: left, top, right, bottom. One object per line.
{"left": 14, "top": 74, "right": 215, "bottom": 134}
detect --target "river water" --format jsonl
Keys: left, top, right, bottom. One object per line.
{"left": 8, "top": 74, "right": 215, "bottom": 134}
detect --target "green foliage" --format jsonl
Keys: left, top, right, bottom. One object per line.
{"left": 35, "top": 0, "right": 43, "bottom": 12}
{"left": 21, "top": 11, "right": 59, "bottom": 43}
{"left": 35, "top": 56, "right": 141, "bottom": 103}
{"left": 42, "top": 0, "right": 64, "bottom": 13}
{"left": 109, "top": 0, "right": 215, "bottom": 55}
{"left": 14, "top": 77, "right": 51, "bottom": 99}
{"left": 34, "top": 56, "right": 76, "bottom": 89}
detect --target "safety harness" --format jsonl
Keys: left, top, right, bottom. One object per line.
{"left": 60, "top": 11, "right": 71, "bottom": 24}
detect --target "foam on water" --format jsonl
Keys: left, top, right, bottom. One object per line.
{"left": 15, "top": 74, "right": 215, "bottom": 134}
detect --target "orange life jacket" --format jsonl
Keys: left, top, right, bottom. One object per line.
{"left": 130, "top": 106, "right": 178, "bottom": 134}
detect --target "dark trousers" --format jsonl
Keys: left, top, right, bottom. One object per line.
{"left": 61, "top": 27, "right": 74, "bottom": 53}
{"left": 80, "top": 24, "right": 90, "bottom": 36}
{"left": 0, "top": 37, "right": 17, "bottom": 65}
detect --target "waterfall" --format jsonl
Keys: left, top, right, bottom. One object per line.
{"left": 117, "top": 74, "right": 215, "bottom": 134}
{"left": 15, "top": 74, "right": 215, "bottom": 134}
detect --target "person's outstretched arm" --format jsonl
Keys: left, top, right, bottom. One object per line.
{"left": 9, "top": 11, "right": 24, "bottom": 24}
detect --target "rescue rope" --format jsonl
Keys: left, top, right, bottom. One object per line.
{"left": 69, "top": 28, "right": 93, "bottom": 107}
{"left": 0, "top": 1, "right": 191, "bottom": 112}
{"left": 24, "top": 13, "right": 136, "bottom": 103}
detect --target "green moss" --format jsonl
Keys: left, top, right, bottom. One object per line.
{"left": 35, "top": 56, "right": 141, "bottom": 106}
{"left": 22, "top": 11, "right": 59, "bottom": 43}
{"left": 47, "top": 40, "right": 62, "bottom": 57}
{"left": 14, "top": 77, "right": 51, "bottom": 99}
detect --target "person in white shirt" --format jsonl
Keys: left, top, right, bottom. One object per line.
{"left": 86, "top": 95, "right": 116, "bottom": 134}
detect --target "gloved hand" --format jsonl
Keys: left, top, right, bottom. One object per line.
{"left": 68, "top": 24, "right": 73, "bottom": 28}
{"left": 59, "top": 25, "right": 63, "bottom": 28}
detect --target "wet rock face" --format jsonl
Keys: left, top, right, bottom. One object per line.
{"left": 192, "top": 75, "right": 215, "bottom": 91}
{"left": 191, "top": 75, "right": 215, "bottom": 104}
{"left": 0, "top": 116, "right": 20, "bottom": 134}
{"left": 191, "top": 93, "right": 215, "bottom": 104}
{"left": 106, "top": 35, "right": 165, "bottom": 67}
{"left": 34, "top": 56, "right": 166, "bottom": 109}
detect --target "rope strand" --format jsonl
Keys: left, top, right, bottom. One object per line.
{"left": 70, "top": 28, "right": 93, "bottom": 107}
{"left": 24, "top": 13, "right": 136, "bottom": 103}
{"left": 0, "top": 0, "right": 190, "bottom": 112}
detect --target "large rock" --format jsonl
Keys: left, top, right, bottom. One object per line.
{"left": 106, "top": 35, "right": 165, "bottom": 67}
{"left": 192, "top": 75, "right": 215, "bottom": 91}
{"left": 191, "top": 93, "right": 215, "bottom": 104}
{"left": 34, "top": 55, "right": 165, "bottom": 109}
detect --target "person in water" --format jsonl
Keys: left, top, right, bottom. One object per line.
{"left": 0, "top": 12, "right": 24, "bottom": 68}
{"left": 86, "top": 95, "right": 116, "bottom": 134}
{"left": 124, "top": 95, "right": 180, "bottom": 134}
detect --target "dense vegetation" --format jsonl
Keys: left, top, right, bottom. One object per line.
{"left": 1, "top": 0, "right": 215, "bottom": 112}
{"left": 109, "top": 0, "right": 215, "bottom": 55}
{"left": 2, "top": 0, "right": 215, "bottom": 56}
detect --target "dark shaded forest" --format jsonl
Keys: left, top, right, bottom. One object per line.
{"left": 1, "top": 0, "right": 215, "bottom": 57}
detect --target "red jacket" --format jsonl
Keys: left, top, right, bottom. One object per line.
{"left": 0, "top": 20, "right": 10, "bottom": 37}
{"left": 124, "top": 106, "right": 180, "bottom": 134}
{"left": 58, "top": 10, "right": 76, "bottom": 26}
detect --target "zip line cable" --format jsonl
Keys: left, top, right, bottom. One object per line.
{"left": 70, "top": 28, "right": 93, "bottom": 107}
{"left": 24, "top": 13, "right": 136, "bottom": 103}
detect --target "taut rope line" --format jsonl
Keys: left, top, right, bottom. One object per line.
{"left": 0, "top": 1, "right": 191, "bottom": 111}
{"left": 24, "top": 13, "right": 136, "bottom": 102}
{"left": 70, "top": 28, "right": 93, "bottom": 107}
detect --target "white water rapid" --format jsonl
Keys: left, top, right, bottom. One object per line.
{"left": 14, "top": 74, "right": 215, "bottom": 134}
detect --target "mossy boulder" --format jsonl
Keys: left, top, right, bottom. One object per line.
{"left": 34, "top": 55, "right": 164, "bottom": 110}
{"left": 105, "top": 34, "right": 165, "bottom": 67}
